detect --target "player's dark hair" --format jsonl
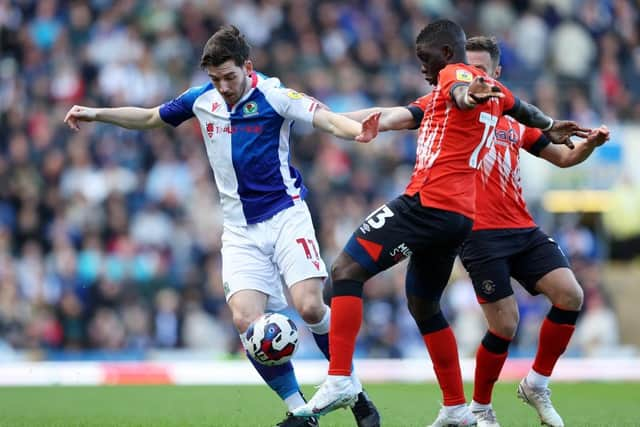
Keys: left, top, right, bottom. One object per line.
{"left": 200, "top": 25, "right": 250, "bottom": 68}
{"left": 415, "top": 19, "right": 466, "bottom": 60}
{"left": 466, "top": 36, "right": 501, "bottom": 67}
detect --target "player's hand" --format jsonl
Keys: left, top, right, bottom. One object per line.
{"left": 545, "top": 120, "right": 591, "bottom": 149}
{"left": 355, "top": 112, "right": 381, "bottom": 143}
{"left": 467, "top": 76, "right": 504, "bottom": 104}
{"left": 585, "top": 125, "right": 610, "bottom": 147}
{"left": 64, "top": 105, "right": 98, "bottom": 130}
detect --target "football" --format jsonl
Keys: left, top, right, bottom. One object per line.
{"left": 245, "top": 313, "right": 299, "bottom": 366}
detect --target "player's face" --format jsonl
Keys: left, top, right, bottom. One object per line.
{"left": 206, "top": 60, "right": 253, "bottom": 105}
{"left": 416, "top": 44, "right": 448, "bottom": 86}
{"left": 466, "top": 50, "right": 500, "bottom": 79}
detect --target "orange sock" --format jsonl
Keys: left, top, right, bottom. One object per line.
{"left": 532, "top": 317, "right": 575, "bottom": 376}
{"left": 328, "top": 296, "right": 363, "bottom": 376}
{"left": 423, "top": 327, "right": 466, "bottom": 406}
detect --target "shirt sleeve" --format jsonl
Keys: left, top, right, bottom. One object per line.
{"left": 438, "top": 64, "right": 475, "bottom": 103}
{"left": 263, "top": 87, "right": 318, "bottom": 124}
{"left": 407, "top": 94, "right": 431, "bottom": 129}
{"left": 522, "top": 126, "right": 550, "bottom": 156}
{"left": 494, "top": 80, "right": 516, "bottom": 113}
{"left": 159, "top": 83, "right": 211, "bottom": 127}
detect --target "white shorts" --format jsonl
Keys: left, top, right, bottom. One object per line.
{"left": 221, "top": 201, "right": 328, "bottom": 312}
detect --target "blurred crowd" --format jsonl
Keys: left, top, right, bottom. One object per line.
{"left": 0, "top": 0, "right": 638, "bottom": 360}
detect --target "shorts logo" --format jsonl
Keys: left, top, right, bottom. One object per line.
{"left": 365, "top": 205, "right": 394, "bottom": 230}
{"left": 359, "top": 222, "right": 371, "bottom": 234}
{"left": 389, "top": 243, "right": 412, "bottom": 262}
{"left": 223, "top": 281, "right": 231, "bottom": 296}
{"left": 243, "top": 101, "right": 258, "bottom": 116}
{"left": 481, "top": 280, "right": 496, "bottom": 295}
{"left": 456, "top": 69, "right": 473, "bottom": 82}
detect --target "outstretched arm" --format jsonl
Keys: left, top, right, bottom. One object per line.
{"left": 312, "top": 108, "right": 380, "bottom": 142}
{"left": 342, "top": 107, "right": 418, "bottom": 131}
{"left": 506, "top": 100, "right": 591, "bottom": 148}
{"left": 540, "top": 126, "right": 610, "bottom": 168}
{"left": 64, "top": 105, "right": 164, "bottom": 130}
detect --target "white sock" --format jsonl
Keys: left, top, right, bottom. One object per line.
{"left": 526, "top": 369, "right": 550, "bottom": 389}
{"left": 284, "top": 392, "right": 306, "bottom": 411}
{"left": 470, "top": 400, "right": 492, "bottom": 412}
{"left": 351, "top": 373, "right": 363, "bottom": 393}
{"left": 305, "top": 306, "right": 330, "bottom": 334}
{"left": 445, "top": 403, "right": 468, "bottom": 414}
{"left": 239, "top": 331, "right": 249, "bottom": 351}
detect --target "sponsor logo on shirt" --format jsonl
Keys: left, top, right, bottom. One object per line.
{"left": 206, "top": 122, "right": 214, "bottom": 138}
{"left": 211, "top": 102, "right": 221, "bottom": 112}
{"left": 243, "top": 101, "right": 258, "bottom": 116}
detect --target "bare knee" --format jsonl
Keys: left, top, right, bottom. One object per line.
{"left": 537, "top": 268, "right": 584, "bottom": 311}
{"left": 330, "top": 251, "right": 370, "bottom": 283}
{"left": 295, "top": 296, "right": 326, "bottom": 324}
{"left": 231, "top": 306, "right": 264, "bottom": 334}
{"left": 553, "top": 284, "right": 584, "bottom": 311}
{"left": 486, "top": 305, "right": 519, "bottom": 338}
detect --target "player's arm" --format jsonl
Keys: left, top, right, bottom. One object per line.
{"left": 312, "top": 108, "right": 380, "bottom": 142}
{"left": 539, "top": 126, "right": 610, "bottom": 168}
{"left": 342, "top": 107, "right": 418, "bottom": 131}
{"left": 505, "top": 99, "right": 591, "bottom": 148}
{"left": 64, "top": 105, "right": 164, "bottom": 131}
{"left": 451, "top": 76, "right": 504, "bottom": 110}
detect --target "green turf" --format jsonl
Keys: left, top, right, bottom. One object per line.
{"left": 0, "top": 382, "right": 638, "bottom": 426}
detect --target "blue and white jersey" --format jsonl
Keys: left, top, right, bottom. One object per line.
{"left": 159, "top": 73, "right": 319, "bottom": 226}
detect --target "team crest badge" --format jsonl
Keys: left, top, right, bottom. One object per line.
{"left": 287, "top": 90, "right": 303, "bottom": 100}
{"left": 243, "top": 101, "right": 258, "bottom": 116}
{"left": 481, "top": 280, "right": 496, "bottom": 295}
{"left": 455, "top": 69, "right": 473, "bottom": 82}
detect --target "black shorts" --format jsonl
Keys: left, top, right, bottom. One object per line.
{"left": 460, "top": 227, "right": 570, "bottom": 303}
{"left": 344, "top": 194, "right": 473, "bottom": 302}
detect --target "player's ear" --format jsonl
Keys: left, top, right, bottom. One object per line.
{"left": 244, "top": 60, "right": 253, "bottom": 76}
{"left": 441, "top": 45, "right": 454, "bottom": 61}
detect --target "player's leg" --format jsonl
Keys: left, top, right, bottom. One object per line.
{"left": 292, "top": 196, "right": 426, "bottom": 418}
{"left": 289, "top": 279, "right": 380, "bottom": 427}
{"left": 460, "top": 247, "right": 519, "bottom": 427}
{"left": 222, "top": 225, "right": 313, "bottom": 427}
{"left": 406, "top": 249, "right": 476, "bottom": 427}
{"left": 276, "top": 201, "right": 380, "bottom": 426}
{"left": 511, "top": 230, "right": 578, "bottom": 427}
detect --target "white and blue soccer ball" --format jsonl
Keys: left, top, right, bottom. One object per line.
{"left": 245, "top": 313, "right": 299, "bottom": 366}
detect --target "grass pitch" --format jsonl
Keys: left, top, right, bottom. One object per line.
{"left": 0, "top": 382, "right": 638, "bottom": 426}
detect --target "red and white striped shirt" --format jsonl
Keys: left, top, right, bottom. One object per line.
{"left": 404, "top": 63, "right": 516, "bottom": 219}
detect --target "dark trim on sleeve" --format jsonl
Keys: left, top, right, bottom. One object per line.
{"left": 449, "top": 82, "right": 469, "bottom": 108}
{"left": 528, "top": 133, "right": 551, "bottom": 157}
{"left": 503, "top": 96, "right": 521, "bottom": 117}
{"left": 406, "top": 106, "right": 424, "bottom": 129}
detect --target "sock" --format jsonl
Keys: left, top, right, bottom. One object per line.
{"left": 526, "top": 369, "right": 550, "bottom": 389}
{"left": 532, "top": 306, "right": 579, "bottom": 378}
{"left": 328, "top": 285, "right": 363, "bottom": 376}
{"left": 308, "top": 305, "right": 363, "bottom": 393}
{"left": 307, "top": 306, "right": 331, "bottom": 360}
{"left": 423, "top": 325, "right": 466, "bottom": 406}
{"left": 241, "top": 331, "right": 302, "bottom": 410}
{"left": 470, "top": 401, "right": 492, "bottom": 412}
{"left": 473, "top": 330, "right": 511, "bottom": 405}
